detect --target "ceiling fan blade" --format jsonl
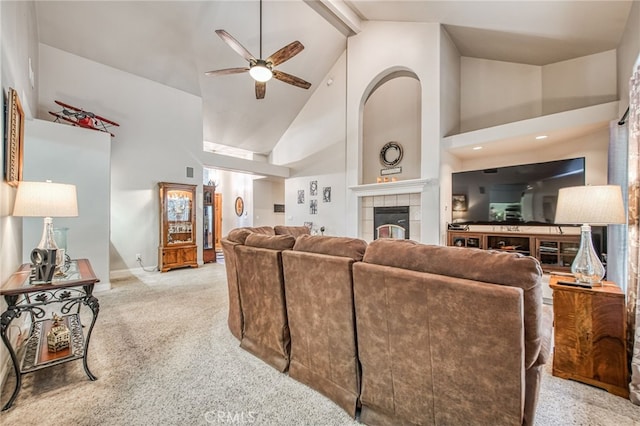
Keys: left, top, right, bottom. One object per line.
{"left": 215, "top": 29, "right": 256, "bottom": 63}
{"left": 205, "top": 67, "right": 249, "bottom": 76}
{"left": 272, "top": 70, "right": 311, "bottom": 90}
{"left": 255, "top": 81, "right": 266, "bottom": 100}
{"left": 266, "top": 41, "right": 304, "bottom": 67}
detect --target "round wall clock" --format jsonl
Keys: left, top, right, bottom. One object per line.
{"left": 379, "top": 141, "right": 404, "bottom": 167}
{"left": 235, "top": 196, "right": 244, "bottom": 217}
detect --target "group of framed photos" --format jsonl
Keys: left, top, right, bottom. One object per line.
{"left": 297, "top": 180, "right": 331, "bottom": 215}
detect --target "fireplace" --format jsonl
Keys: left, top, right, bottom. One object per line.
{"left": 374, "top": 206, "right": 410, "bottom": 239}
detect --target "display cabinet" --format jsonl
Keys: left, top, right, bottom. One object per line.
{"left": 158, "top": 182, "right": 198, "bottom": 272}
{"left": 203, "top": 185, "right": 216, "bottom": 263}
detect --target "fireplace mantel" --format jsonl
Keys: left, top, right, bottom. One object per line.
{"left": 349, "top": 178, "right": 436, "bottom": 197}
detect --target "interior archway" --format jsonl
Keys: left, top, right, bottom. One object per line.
{"left": 361, "top": 70, "right": 422, "bottom": 184}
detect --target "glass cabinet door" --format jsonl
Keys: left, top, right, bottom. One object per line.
{"left": 166, "top": 189, "right": 193, "bottom": 244}
{"left": 203, "top": 205, "right": 213, "bottom": 249}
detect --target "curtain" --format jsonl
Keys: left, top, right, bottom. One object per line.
{"left": 608, "top": 121, "right": 629, "bottom": 290}
{"left": 629, "top": 64, "right": 640, "bottom": 405}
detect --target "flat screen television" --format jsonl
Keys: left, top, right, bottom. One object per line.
{"left": 451, "top": 157, "right": 585, "bottom": 225}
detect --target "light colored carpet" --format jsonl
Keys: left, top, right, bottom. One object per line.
{"left": 1, "top": 263, "right": 639, "bottom": 425}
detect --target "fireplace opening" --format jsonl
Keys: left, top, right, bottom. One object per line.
{"left": 374, "top": 206, "right": 410, "bottom": 240}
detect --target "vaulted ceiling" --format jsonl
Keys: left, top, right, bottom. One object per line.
{"left": 34, "top": 0, "right": 634, "bottom": 155}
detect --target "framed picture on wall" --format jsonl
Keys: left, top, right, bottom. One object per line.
{"left": 452, "top": 194, "right": 467, "bottom": 212}
{"left": 310, "top": 199, "right": 318, "bottom": 214}
{"left": 235, "top": 196, "right": 244, "bottom": 217}
{"left": 5, "top": 87, "right": 25, "bottom": 187}
{"left": 297, "top": 190, "right": 305, "bottom": 204}
{"left": 310, "top": 180, "right": 318, "bottom": 196}
{"left": 323, "top": 187, "right": 331, "bottom": 203}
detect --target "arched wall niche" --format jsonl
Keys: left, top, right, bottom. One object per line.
{"left": 360, "top": 68, "right": 422, "bottom": 184}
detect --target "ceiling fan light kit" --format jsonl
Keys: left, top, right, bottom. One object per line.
{"left": 205, "top": 0, "right": 310, "bottom": 99}
{"left": 249, "top": 60, "right": 273, "bottom": 82}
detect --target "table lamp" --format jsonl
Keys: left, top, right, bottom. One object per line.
{"left": 12, "top": 180, "right": 78, "bottom": 269}
{"left": 554, "top": 185, "right": 625, "bottom": 286}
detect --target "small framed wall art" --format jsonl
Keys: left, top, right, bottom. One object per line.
{"left": 323, "top": 187, "right": 331, "bottom": 203}
{"left": 452, "top": 194, "right": 467, "bottom": 212}
{"left": 5, "top": 88, "right": 25, "bottom": 187}
{"left": 235, "top": 196, "right": 244, "bottom": 216}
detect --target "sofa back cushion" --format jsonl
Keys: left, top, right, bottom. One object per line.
{"left": 226, "top": 226, "right": 275, "bottom": 244}
{"left": 274, "top": 225, "right": 311, "bottom": 237}
{"left": 245, "top": 233, "right": 296, "bottom": 251}
{"left": 363, "top": 238, "right": 543, "bottom": 369}
{"left": 292, "top": 235, "right": 367, "bottom": 261}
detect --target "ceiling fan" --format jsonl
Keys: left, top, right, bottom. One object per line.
{"left": 205, "top": 0, "right": 311, "bottom": 99}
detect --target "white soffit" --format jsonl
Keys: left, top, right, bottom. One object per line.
{"left": 442, "top": 101, "right": 619, "bottom": 160}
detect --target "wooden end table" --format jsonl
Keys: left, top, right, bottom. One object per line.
{"left": 549, "top": 275, "right": 629, "bottom": 398}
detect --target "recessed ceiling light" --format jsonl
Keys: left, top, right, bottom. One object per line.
{"left": 472, "top": 146, "right": 483, "bottom": 150}
{"left": 535, "top": 135, "right": 548, "bottom": 140}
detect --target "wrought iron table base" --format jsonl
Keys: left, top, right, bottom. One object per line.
{"left": 1, "top": 276, "right": 99, "bottom": 411}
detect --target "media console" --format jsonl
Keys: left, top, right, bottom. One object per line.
{"left": 446, "top": 230, "right": 582, "bottom": 273}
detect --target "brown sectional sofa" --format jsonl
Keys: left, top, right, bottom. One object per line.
{"left": 221, "top": 228, "right": 551, "bottom": 426}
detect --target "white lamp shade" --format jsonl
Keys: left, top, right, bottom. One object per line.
{"left": 554, "top": 185, "right": 625, "bottom": 225}
{"left": 12, "top": 181, "right": 78, "bottom": 217}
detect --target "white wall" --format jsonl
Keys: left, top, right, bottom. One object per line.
{"left": 23, "top": 119, "right": 111, "bottom": 290}
{"left": 218, "top": 170, "right": 253, "bottom": 236}
{"left": 1, "top": 1, "right": 39, "bottom": 287}
{"left": 440, "top": 27, "right": 461, "bottom": 137}
{"left": 38, "top": 45, "right": 203, "bottom": 273}
{"left": 362, "top": 76, "right": 421, "bottom": 183}
{"left": 460, "top": 50, "right": 618, "bottom": 133}
{"left": 272, "top": 52, "right": 348, "bottom": 236}
{"left": 0, "top": 0, "right": 39, "bottom": 387}
{"left": 617, "top": 0, "right": 640, "bottom": 114}
{"left": 542, "top": 50, "right": 617, "bottom": 115}
{"left": 346, "top": 21, "right": 442, "bottom": 243}
{"left": 461, "top": 58, "right": 542, "bottom": 132}
{"left": 253, "top": 178, "right": 284, "bottom": 227}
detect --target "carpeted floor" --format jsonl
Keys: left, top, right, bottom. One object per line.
{"left": 1, "top": 263, "right": 639, "bottom": 425}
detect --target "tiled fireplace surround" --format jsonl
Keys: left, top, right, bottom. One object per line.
{"left": 360, "top": 193, "right": 421, "bottom": 242}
